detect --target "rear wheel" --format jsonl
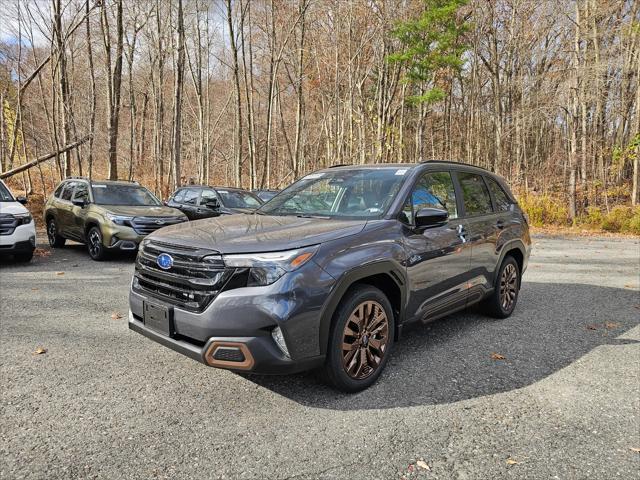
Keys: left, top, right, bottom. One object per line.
{"left": 87, "top": 226, "right": 106, "bottom": 261}
{"left": 47, "top": 218, "right": 66, "bottom": 248}
{"left": 482, "top": 255, "right": 520, "bottom": 318}
{"left": 323, "top": 285, "right": 394, "bottom": 392}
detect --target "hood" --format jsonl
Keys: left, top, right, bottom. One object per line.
{"left": 222, "top": 207, "right": 256, "bottom": 215}
{"left": 147, "top": 214, "right": 366, "bottom": 253}
{"left": 99, "top": 205, "right": 184, "bottom": 217}
{"left": 0, "top": 201, "right": 30, "bottom": 216}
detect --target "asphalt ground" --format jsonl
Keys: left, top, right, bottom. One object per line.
{"left": 1, "top": 236, "right": 639, "bottom": 479}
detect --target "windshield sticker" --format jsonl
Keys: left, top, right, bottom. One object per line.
{"left": 93, "top": 185, "right": 107, "bottom": 188}
{"left": 304, "top": 173, "right": 325, "bottom": 180}
{"left": 395, "top": 169, "right": 408, "bottom": 176}
{"left": 217, "top": 190, "right": 228, "bottom": 194}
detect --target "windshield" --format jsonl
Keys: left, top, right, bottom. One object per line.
{"left": 0, "top": 182, "right": 14, "bottom": 202}
{"left": 258, "top": 168, "right": 406, "bottom": 218}
{"left": 92, "top": 184, "right": 161, "bottom": 206}
{"left": 217, "top": 190, "right": 262, "bottom": 209}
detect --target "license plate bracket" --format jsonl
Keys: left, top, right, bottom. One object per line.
{"left": 143, "top": 300, "right": 174, "bottom": 337}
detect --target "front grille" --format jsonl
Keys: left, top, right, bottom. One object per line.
{"left": 133, "top": 240, "right": 232, "bottom": 312}
{"left": 130, "top": 216, "right": 185, "bottom": 235}
{"left": 0, "top": 214, "right": 18, "bottom": 236}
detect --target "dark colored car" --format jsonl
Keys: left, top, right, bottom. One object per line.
{"left": 44, "top": 178, "right": 187, "bottom": 260}
{"left": 129, "top": 162, "right": 531, "bottom": 392}
{"left": 166, "top": 186, "right": 263, "bottom": 220}
{"left": 253, "top": 189, "right": 280, "bottom": 202}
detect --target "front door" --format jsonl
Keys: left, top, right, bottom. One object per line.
{"left": 401, "top": 170, "right": 472, "bottom": 323}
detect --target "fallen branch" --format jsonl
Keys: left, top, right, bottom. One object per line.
{"left": 0, "top": 135, "right": 91, "bottom": 179}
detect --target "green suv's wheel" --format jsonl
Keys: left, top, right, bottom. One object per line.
{"left": 87, "top": 226, "right": 106, "bottom": 261}
{"left": 482, "top": 255, "right": 520, "bottom": 318}
{"left": 47, "top": 218, "right": 66, "bottom": 248}
{"left": 323, "top": 285, "right": 394, "bottom": 392}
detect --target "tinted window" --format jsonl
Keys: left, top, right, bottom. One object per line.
{"left": 486, "top": 177, "right": 511, "bottom": 212}
{"left": 183, "top": 189, "right": 200, "bottom": 205}
{"left": 458, "top": 172, "right": 492, "bottom": 216}
{"left": 218, "top": 190, "right": 262, "bottom": 209}
{"left": 172, "top": 189, "right": 186, "bottom": 203}
{"left": 61, "top": 182, "right": 76, "bottom": 201}
{"left": 92, "top": 184, "right": 161, "bottom": 206}
{"left": 73, "top": 183, "right": 89, "bottom": 202}
{"left": 401, "top": 171, "right": 458, "bottom": 224}
{"left": 54, "top": 183, "right": 65, "bottom": 198}
{"left": 200, "top": 189, "right": 218, "bottom": 205}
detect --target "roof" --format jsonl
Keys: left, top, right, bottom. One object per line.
{"left": 319, "top": 160, "right": 492, "bottom": 173}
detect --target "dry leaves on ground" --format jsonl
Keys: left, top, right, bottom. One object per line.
{"left": 490, "top": 352, "right": 506, "bottom": 360}
{"left": 55, "top": 271, "right": 65, "bottom": 276}
{"left": 506, "top": 458, "right": 519, "bottom": 465}
{"left": 416, "top": 460, "right": 430, "bottom": 471}
{"left": 604, "top": 321, "right": 621, "bottom": 329}
{"left": 33, "top": 247, "right": 51, "bottom": 257}
{"left": 33, "top": 346, "right": 47, "bottom": 355}
{"left": 586, "top": 324, "right": 599, "bottom": 330}
{"left": 630, "top": 447, "right": 640, "bottom": 453}
{"left": 111, "top": 312, "right": 123, "bottom": 320}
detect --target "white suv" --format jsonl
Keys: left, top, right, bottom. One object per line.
{"left": 0, "top": 180, "right": 36, "bottom": 262}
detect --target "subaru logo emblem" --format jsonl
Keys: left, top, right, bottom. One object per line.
{"left": 154, "top": 219, "right": 165, "bottom": 225}
{"left": 156, "top": 253, "right": 173, "bottom": 270}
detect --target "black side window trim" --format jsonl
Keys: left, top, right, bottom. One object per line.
{"left": 484, "top": 176, "right": 512, "bottom": 213}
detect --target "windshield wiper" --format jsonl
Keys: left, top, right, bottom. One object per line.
{"left": 296, "top": 214, "right": 331, "bottom": 219}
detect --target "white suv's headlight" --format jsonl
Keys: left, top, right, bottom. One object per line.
{"left": 14, "top": 213, "right": 32, "bottom": 225}
{"left": 220, "top": 245, "right": 319, "bottom": 286}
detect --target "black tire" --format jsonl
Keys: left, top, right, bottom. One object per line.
{"left": 46, "top": 218, "right": 66, "bottom": 248}
{"left": 482, "top": 255, "right": 520, "bottom": 319}
{"left": 323, "top": 285, "right": 395, "bottom": 393}
{"left": 87, "top": 226, "right": 107, "bottom": 261}
{"left": 14, "top": 250, "right": 34, "bottom": 262}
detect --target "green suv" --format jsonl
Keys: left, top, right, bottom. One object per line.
{"left": 44, "top": 178, "right": 187, "bottom": 260}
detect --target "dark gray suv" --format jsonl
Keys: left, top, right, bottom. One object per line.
{"left": 129, "top": 162, "right": 531, "bottom": 392}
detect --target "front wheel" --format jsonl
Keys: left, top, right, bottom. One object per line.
{"left": 87, "top": 226, "right": 106, "bottom": 261}
{"left": 482, "top": 255, "right": 520, "bottom": 318}
{"left": 47, "top": 218, "right": 66, "bottom": 248}
{"left": 323, "top": 285, "right": 394, "bottom": 393}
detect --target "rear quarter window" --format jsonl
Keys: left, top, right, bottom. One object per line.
{"left": 457, "top": 172, "right": 493, "bottom": 216}
{"left": 486, "top": 177, "right": 512, "bottom": 212}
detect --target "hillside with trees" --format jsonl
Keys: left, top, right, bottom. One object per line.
{"left": 0, "top": 0, "right": 638, "bottom": 232}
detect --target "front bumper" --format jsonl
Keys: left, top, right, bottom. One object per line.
{"left": 101, "top": 224, "right": 145, "bottom": 250}
{"left": 128, "top": 259, "right": 335, "bottom": 374}
{"left": 0, "top": 222, "right": 36, "bottom": 255}
{"left": 128, "top": 312, "right": 324, "bottom": 374}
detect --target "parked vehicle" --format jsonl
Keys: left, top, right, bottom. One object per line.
{"left": 0, "top": 179, "right": 36, "bottom": 262}
{"left": 44, "top": 178, "right": 187, "bottom": 261}
{"left": 252, "top": 189, "right": 280, "bottom": 202}
{"left": 166, "top": 186, "right": 263, "bottom": 220}
{"left": 129, "top": 162, "right": 531, "bottom": 392}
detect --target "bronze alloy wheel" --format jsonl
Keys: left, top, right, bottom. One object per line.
{"left": 342, "top": 300, "right": 389, "bottom": 380}
{"left": 47, "top": 220, "right": 56, "bottom": 245}
{"left": 500, "top": 263, "right": 518, "bottom": 311}
{"left": 88, "top": 228, "right": 103, "bottom": 259}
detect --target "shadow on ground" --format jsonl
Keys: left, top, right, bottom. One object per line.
{"left": 245, "top": 282, "right": 640, "bottom": 410}
{"left": 0, "top": 243, "right": 137, "bottom": 269}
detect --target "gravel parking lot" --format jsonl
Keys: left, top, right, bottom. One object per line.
{"left": 1, "top": 235, "right": 639, "bottom": 479}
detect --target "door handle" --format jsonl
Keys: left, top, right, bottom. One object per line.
{"left": 456, "top": 224, "right": 467, "bottom": 242}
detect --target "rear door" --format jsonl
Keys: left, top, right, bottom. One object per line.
{"left": 57, "top": 181, "right": 77, "bottom": 237}
{"left": 401, "top": 170, "right": 472, "bottom": 322}
{"left": 454, "top": 171, "right": 498, "bottom": 302}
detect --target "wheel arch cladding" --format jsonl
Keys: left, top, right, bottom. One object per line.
{"left": 505, "top": 247, "right": 524, "bottom": 275}
{"left": 318, "top": 262, "right": 406, "bottom": 355}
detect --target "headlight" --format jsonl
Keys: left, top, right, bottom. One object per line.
{"left": 221, "top": 245, "right": 319, "bottom": 286}
{"left": 106, "top": 212, "right": 133, "bottom": 226}
{"left": 15, "top": 213, "right": 32, "bottom": 225}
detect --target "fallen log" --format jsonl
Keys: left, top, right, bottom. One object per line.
{"left": 0, "top": 135, "right": 91, "bottom": 180}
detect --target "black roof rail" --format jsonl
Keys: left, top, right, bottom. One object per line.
{"left": 328, "top": 163, "right": 351, "bottom": 168}
{"left": 65, "top": 175, "right": 89, "bottom": 181}
{"left": 419, "top": 159, "right": 493, "bottom": 173}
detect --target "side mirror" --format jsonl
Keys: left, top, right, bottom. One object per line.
{"left": 204, "top": 199, "right": 220, "bottom": 210}
{"left": 415, "top": 208, "right": 448, "bottom": 229}
{"left": 16, "top": 195, "right": 27, "bottom": 205}
{"left": 72, "top": 199, "right": 87, "bottom": 208}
